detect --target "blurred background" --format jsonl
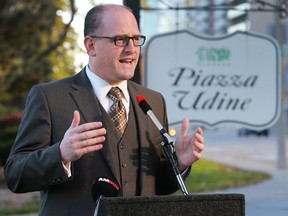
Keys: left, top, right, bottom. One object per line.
{"left": 1, "top": 0, "right": 288, "bottom": 167}
{"left": 0, "top": 0, "right": 288, "bottom": 215}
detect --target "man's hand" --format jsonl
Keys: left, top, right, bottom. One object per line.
{"left": 60, "top": 110, "right": 106, "bottom": 163}
{"left": 175, "top": 118, "right": 204, "bottom": 172}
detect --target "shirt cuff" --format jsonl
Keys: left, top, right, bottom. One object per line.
{"left": 62, "top": 161, "right": 72, "bottom": 177}
{"left": 181, "top": 166, "right": 191, "bottom": 179}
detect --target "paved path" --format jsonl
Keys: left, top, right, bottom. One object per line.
{"left": 202, "top": 127, "right": 288, "bottom": 216}
{"left": 0, "top": 188, "right": 39, "bottom": 209}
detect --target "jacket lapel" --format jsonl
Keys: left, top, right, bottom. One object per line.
{"left": 70, "top": 70, "right": 102, "bottom": 123}
{"left": 69, "top": 69, "right": 121, "bottom": 184}
{"left": 128, "top": 82, "right": 148, "bottom": 149}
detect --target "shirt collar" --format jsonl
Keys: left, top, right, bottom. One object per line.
{"left": 85, "top": 66, "right": 129, "bottom": 102}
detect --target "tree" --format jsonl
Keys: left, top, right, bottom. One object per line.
{"left": 0, "top": 0, "right": 78, "bottom": 114}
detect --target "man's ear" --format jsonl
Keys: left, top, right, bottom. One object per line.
{"left": 84, "top": 36, "right": 96, "bottom": 57}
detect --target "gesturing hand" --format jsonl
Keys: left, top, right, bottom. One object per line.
{"left": 175, "top": 118, "right": 204, "bottom": 172}
{"left": 60, "top": 110, "right": 106, "bottom": 163}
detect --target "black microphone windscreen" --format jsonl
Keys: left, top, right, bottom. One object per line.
{"left": 92, "top": 177, "right": 120, "bottom": 202}
{"left": 137, "top": 96, "right": 152, "bottom": 114}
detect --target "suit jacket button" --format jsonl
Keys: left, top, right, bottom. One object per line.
{"left": 56, "top": 178, "right": 62, "bottom": 182}
{"left": 49, "top": 179, "right": 56, "bottom": 184}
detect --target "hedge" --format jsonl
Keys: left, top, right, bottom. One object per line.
{"left": 0, "top": 112, "right": 21, "bottom": 166}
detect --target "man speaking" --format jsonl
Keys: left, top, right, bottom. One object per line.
{"left": 4, "top": 4, "right": 204, "bottom": 216}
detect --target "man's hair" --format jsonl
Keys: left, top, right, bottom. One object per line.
{"left": 84, "top": 4, "right": 133, "bottom": 37}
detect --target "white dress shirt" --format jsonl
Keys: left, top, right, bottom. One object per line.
{"left": 85, "top": 66, "right": 130, "bottom": 118}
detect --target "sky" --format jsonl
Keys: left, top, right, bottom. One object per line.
{"left": 72, "top": 0, "right": 123, "bottom": 69}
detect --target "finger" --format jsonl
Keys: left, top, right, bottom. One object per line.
{"left": 77, "top": 135, "right": 106, "bottom": 148}
{"left": 194, "top": 141, "right": 204, "bottom": 152}
{"left": 77, "top": 121, "right": 103, "bottom": 133}
{"left": 180, "top": 117, "right": 190, "bottom": 137}
{"left": 195, "top": 133, "right": 204, "bottom": 144}
{"left": 78, "top": 128, "right": 107, "bottom": 142}
{"left": 193, "top": 127, "right": 204, "bottom": 143}
{"left": 197, "top": 127, "right": 203, "bottom": 135}
{"left": 78, "top": 143, "right": 104, "bottom": 156}
{"left": 70, "top": 110, "right": 80, "bottom": 129}
{"left": 193, "top": 150, "right": 202, "bottom": 160}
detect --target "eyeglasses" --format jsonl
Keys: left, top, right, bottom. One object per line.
{"left": 90, "top": 35, "right": 146, "bottom": 47}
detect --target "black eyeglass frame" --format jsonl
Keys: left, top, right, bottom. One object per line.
{"left": 89, "top": 35, "right": 146, "bottom": 47}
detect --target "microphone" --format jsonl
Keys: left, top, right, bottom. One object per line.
{"left": 92, "top": 177, "right": 120, "bottom": 216}
{"left": 137, "top": 95, "right": 189, "bottom": 195}
{"left": 137, "top": 96, "right": 174, "bottom": 146}
{"left": 92, "top": 177, "right": 120, "bottom": 202}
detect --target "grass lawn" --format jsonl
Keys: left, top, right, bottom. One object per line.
{"left": 0, "top": 159, "right": 271, "bottom": 215}
{"left": 184, "top": 159, "right": 271, "bottom": 193}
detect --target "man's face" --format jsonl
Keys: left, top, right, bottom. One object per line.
{"left": 91, "top": 7, "right": 141, "bottom": 85}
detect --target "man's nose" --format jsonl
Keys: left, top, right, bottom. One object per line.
{"left": 124, "top": 38, "right": 136, "bottom": 52}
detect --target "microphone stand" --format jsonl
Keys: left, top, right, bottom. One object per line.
{"left": 93, "top": 195, "right": 103, "bottom": 216}
{"left": 146, "top": 111, "right": 189, "bottom": 195}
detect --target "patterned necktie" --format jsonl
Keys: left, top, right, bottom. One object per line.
{"left": 107, "top": 87, "right": 127, "bottom": 135}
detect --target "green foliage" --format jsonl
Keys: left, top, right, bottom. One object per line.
{"left": 0, "top": 201, "right": 39, "bottom": 215}
{"left": 0, "top": 112, "right": 21, "bottom": 165}
{"left": 0, "top": 0, "right": 79, "bottom": 111}
{"left": 0, "top": 1, "right": 81, "bottom": 161}
{"left": 0, "top": 140, "right": 14, "bottom": 166}
{"left": 185, "top": 159, "right": 271, "bottom": 193}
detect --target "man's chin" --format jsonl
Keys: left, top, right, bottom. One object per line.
{"left": 121, "top": 71, "right": 135, "bottom": 80}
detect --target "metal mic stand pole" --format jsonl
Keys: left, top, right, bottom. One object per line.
{"left": 147, "top": 111, "right": 189, "bottom": 195}
{"left": 160, "top": 132, "right": 189, "bottom": 195}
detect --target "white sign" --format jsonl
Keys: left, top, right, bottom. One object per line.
{"left": 144, "top": 31, "right": 281, "bottom": 129}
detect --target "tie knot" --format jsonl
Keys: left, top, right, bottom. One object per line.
{"left": 108, "top": 87, "right": 123, "bottom": 101}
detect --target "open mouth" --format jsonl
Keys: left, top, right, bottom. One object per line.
{"left": 119, "top": 59, "right": 133, "bottom": 64}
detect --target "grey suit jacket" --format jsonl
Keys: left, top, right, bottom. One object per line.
{"left": 4, "top": 69, "right": 182, "bottom": 215}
